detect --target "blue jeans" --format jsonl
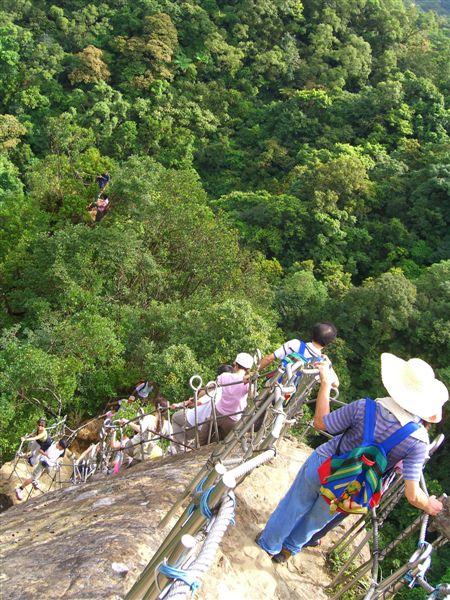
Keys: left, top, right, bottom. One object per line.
{"left": 258, "top": 450, "right": 336, "bottom": 556}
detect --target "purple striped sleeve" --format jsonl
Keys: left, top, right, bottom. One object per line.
{"left": 401, "top": 442, "right": 428, "bottom": 481}
{"left": 323, "top": 399, "right": 363, "bottom": 434}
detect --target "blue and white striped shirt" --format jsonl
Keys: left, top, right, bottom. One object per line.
{"left": 319, "top": 399, "right": 428, "bottom": 481}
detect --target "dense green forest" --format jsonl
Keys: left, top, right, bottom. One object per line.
{"left": 0, "top": 0, "right": 449, "bottom": 591}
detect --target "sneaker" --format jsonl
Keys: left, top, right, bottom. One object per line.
{"left": 15, "top": 487, "right": 24, "bottom": 501}
{"left": 32, "top": 479, "right": 42, "bottom": 490}
{"left": 27, "top": 456, "right": 34, "bottom": 466}
{"left": 272, "top": 547, "right": 292, "bottom": 564}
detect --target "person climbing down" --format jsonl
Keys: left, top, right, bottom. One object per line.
{"left": 86, "top": 193, "right": 109, "bottom": 222}
{"left": 256, "top": 353, "right": 448, "bottom": 563}
{"left": 259, "top": 321, "right": 339, "bottom": 388}
{"left": 15, "top": 438, "right": 68, "bottom": 501}
{"left": 170, "top": 364, "right": 233, "bottom": 453}
{"left": 96, "top": 171, "right": 110, "bottom": 191}
{"left": 127, "top": 381, "right": 155, "bottom": 404}
{"left": 109, "top": 396, "right": 171, "bottom": 471}
{"left": 94, "top": 193, "right": 109, "bottom": 222}
{"left": 199, "top": 354, "right": 254, "bottom": 445}
{"left": 20, "top": 418, "right": 52, "bottom": 466}
{"left": 254, "top": 322, "right": 339, "bottom": 433}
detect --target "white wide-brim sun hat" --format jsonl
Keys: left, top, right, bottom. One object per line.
{"left": 381, "top": 353, "right": 448, "bottom": 423}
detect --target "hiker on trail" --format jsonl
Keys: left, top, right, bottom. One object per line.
{"left": 127, "top": 381, "right": 155, "bottom": 404}
{"left": 259, "top": 321, "right": 339, "bottom": 388}
{"left": 94, "top": 193, "right": 109, "bottom": 222}
{"left": 256, "top": 353, "right": 448, "bottom": 563}
{"left": 170, "top": 364, "right": 234, "bottom": 453}
{"left": 21, "top": 417, "right": 52, "bottom": 466}
{"left": 154, "top": 396, "right": 172, "bottom": 438}
{"left": 96, "top": 172, "right": 110, "bottom": 191}
{"left": 109, "top": 396, "right": 171, "bottom": 470}
{"left": 86, "top": 193, "right": 109, "bottom": 222}
{"left": 15, "top": 439, "right": 68, "bottom": 501}
{"left": 199, "top": 354, "right": 254, "bottom": 445}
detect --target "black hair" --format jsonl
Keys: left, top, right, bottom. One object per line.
{"left": 37, "top": 417, "right": 47, "bottom": 425}
{"left": 217, "top": 364, "right": 234, "bottom": 376}
{"left": 155, "top": 395, "right": 169, "bottom": 411}
{"left": 311, "top": 322, "right": 337, "bottom": 347}
{"left": 58, "top": 438, "right": 68, "bottom": 450}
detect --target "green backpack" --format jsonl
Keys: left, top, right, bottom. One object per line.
{"left": 318, "top": 398, "right": 419, "bottom": 514}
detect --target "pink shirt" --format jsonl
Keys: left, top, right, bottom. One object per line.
{"left": 215, "top": 372, "right": 249, "bottom": 421}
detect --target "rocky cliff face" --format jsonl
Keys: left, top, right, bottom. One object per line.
{"left": 0, "top": 439, "right": 365, "bottom": 600}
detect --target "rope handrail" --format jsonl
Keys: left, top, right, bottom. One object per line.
{"left": 125, "top": 358, "right": 325, "bottom": 599}
{"left": 7, "top": 349, "right": 447, "bottom": 600}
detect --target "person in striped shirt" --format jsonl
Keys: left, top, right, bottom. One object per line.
{"left": 256, "top": 353, "right": 448, "bottom": 563}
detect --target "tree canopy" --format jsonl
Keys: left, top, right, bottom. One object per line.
{"left": 0, "top": 0, "right": 449, "bottom": 590}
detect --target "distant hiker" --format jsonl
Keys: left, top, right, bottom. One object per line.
{"left": 259, "top": 321, "right": 339, "bottom": 388}
{"left": 15, "top": 439, "right": 68, "bottom": 501}
{"left": 153, "top": 396, "right": 172, "bottom": 440}
{"left": 109, "top": 396, "right": 171, "bottom": 470}
{"left": 256, "top": 353, "right": 448, "bottom": 563}
{"left": 95, "top": 193, "right": 109, "bottom": 222}
{"left": 170, "top": 365, "right": 234, "bottom": 453}
{"left": 96, "top": 172, "right": 110, "bottom": 191}
{"left": 199, "top": 353, "right": 253, "bottom": 445}
{"left": 127, "top": 381, "right": 155, "bottom": 404}
{"left": 21, "top": 417, "right": 52, "bottom": 466}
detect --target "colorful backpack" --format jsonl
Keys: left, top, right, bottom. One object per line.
{"left": 318, "top": 398, "right": 420, "bottom": 514}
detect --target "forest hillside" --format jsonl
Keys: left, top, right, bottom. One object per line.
{"left": 0, "top": 0, "right": 449, "bottom": 594}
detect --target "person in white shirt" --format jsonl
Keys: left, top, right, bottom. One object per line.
{"left": 15, "top": 439, "right": 67, "bottom": 501}
{"left": 259, "top": 322, "right": 339, "bottom": 388}
{"left": 109, "top": 397, "right": 172, "bottom": 468}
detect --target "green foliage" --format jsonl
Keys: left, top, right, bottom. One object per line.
{"left": 0, "top": 0, "right": 449, "bottom": 588}
{"left": 274, "top": 267, "right": 329, "bottom": 337}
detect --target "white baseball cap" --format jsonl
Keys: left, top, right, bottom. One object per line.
{"left": 235, "top": 353, "right": 254, "bottom": 370}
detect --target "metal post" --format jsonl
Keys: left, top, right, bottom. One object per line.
{"left": 159, "top": 385, "right": 278, "bottom": 528}
{"left": 189, "top": 376, "right": 202, "bottom": 449}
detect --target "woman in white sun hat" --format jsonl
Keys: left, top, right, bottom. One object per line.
{"left": 256, "top": 352, "right": 448, "bottom": 563}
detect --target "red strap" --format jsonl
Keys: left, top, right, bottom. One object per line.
{"left": 361, "top": 455, "right": 375, "bottom": 466}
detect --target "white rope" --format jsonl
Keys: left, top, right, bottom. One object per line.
{"left": 164, "top": 492, "right": 236, "bottom": 599}
{"left": 225, "top": 448, "right": 276, "bottom": 480}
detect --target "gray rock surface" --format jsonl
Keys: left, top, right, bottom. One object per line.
{"left": 0, "top": 440, "right": 369, "bottom": 600}
{"left": 0, "top": 448, "right": 211, "bottom": 600}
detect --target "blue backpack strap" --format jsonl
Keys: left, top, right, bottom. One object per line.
{"left": 298, "top": 340, "right": 316, "bottom": 363}
{"left": 362, "top": 398, "right": 377, "bottom": 446}
{"left": 380, "top": 421, "right": 420, "bottom": 454}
